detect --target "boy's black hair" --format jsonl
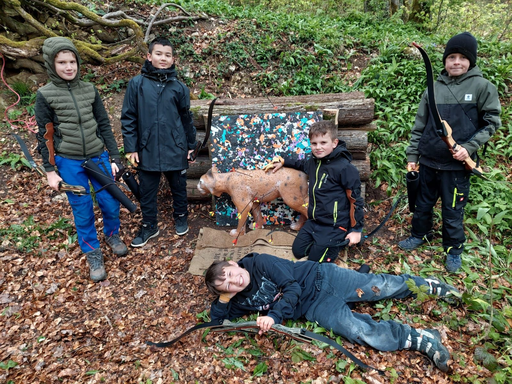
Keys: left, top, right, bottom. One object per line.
{"left": 205, "top": 260, "right": 231, "bottom": 296}
{"left": 308, "top": 120, "right": 338, "bottom": 140}
{"left": 148, "top": 37, "right": 174, "bottom": 55}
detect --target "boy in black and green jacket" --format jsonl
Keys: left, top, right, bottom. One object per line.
{"left": 266, "top": 120, "right": 364, "bottom": 263}
{"left": 399, "top": 32, "right": 501, "bottom": 272}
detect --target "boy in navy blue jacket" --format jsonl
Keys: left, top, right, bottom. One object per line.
{"left": 206, "top": 253, "right": 460, "bottom": 372}
{"left": 121, "top": 37, "right": 196, "bottom": 247}
{"left": 266, "top": 120, "right": 364, "bottom": 263}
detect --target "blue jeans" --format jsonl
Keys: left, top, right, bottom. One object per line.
{"left": 55, "top": 151, "right": 120, "bottom": 252}
{"left": 305, "top": 264, "right": 427, "bottom": 351}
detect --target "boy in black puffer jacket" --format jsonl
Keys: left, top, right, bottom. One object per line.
{"left": 121, "top": 37, "right": 197, "bottom": 247}
{"left": 398, "top": 32, "right": 501, "bottom": 273}
{"left": 265, "top": 120, "right": 364, "bottom": 263}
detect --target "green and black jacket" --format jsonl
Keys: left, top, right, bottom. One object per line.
{"left": 407, "top": 66, "right": 501, "bottom": 171}
{"left": 284, "top": 142, "right": 364, "bottom": 233}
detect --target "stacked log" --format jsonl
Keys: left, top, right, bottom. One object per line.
{"left": 187, "top": 91, "right": 374, "bottom": 200}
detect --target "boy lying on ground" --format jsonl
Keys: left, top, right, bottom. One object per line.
{"left": 205, "top": 253, "right": 460, "bottom": 372}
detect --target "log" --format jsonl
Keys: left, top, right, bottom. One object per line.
{"left": 339, "top": 130, "right": 368, "bottom": 153}
{"left": 190, "top": 92, "right": 374, "bottom": 129}
{"left": 187, "top": 154, "right": 211, "bottom": 179}
{"left": 353, "top": 158, "right": 371, "bottom": 181}
{"left": 186, "top": 179, "right": 211, "bottom": 201}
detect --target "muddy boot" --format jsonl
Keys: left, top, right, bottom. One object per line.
{"left": 106, "top": 233, "right": 128, "bottom": 256}
{"left": 85, "top": 248, "right": 107, "bottom": 282}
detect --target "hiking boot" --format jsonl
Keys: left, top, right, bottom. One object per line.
{"left": 106, "top": 233, "right": 128, "bottom": 256}
{"left": 445, "top": 253, "right": 462, "bottom": 273}
{"left": 406, "top": 328, "right": 450, "bottom": 372}
{"left": 425, "top": 277, "right": 460, "bottom": 304}
{"left": 175, "top": 214, "right": 189, "bottom": 236}
{"left": 398, "top": 235, "right": 427, "bottom": 250}
{"left": 85, "top": 248, "right": 107, "bottom": 282}
{"left": 131, "top": 222, "right": 159, "bottom": 247}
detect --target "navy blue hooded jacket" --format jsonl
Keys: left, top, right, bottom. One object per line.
{"left": 121, "top": 61, "right": 196, "bottom": 172}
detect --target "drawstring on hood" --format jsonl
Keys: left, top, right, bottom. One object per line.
{"left": 42, "top": 37, "right": 81, "bottom": 86}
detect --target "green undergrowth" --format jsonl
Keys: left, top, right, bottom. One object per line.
{"left": 0, "top": 216, "right": 75, "bottom": 253}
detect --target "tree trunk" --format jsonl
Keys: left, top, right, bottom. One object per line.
{"left": 190, "top": 92, "right": 375, "bottom": 129}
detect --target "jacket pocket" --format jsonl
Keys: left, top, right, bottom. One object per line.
{"left": 171, "top": 125, "right": 185, "bottom": 151}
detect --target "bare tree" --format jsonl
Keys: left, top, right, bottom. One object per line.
{"left": 0, "top": 0, "right": 207, "bottom": 71}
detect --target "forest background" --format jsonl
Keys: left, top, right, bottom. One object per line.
{"left": 0, "top": 0, "right": 511, "bottom": 383}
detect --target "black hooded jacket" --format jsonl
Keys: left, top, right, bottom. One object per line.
{"left": 284, "top": 142, "right": 364, "bottom": 232}
{"left": 121, "top": 61, "right": 196, "bottom": 172}
{"left": 210, "top": 253, "right": 320, "bottom": 325}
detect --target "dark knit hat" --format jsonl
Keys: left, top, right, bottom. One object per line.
{"left": 443, "top": 32, "right": 478, "bottom": 68}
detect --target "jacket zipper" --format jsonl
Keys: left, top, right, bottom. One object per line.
{"left": 318, "top": 173, "right": 327, "bottom": 189}
{"left": 333, "top": 201, "right": 338, "bottom": 224}
{"left": 68, "top": 83, "right": 86, "bottom": 157}
{"left": 312, "top": 160, "right": 321, "bottom": 220}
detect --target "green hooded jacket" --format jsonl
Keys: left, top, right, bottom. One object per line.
{"left": 35, "top": 37, "right": 120, "bottom": 172}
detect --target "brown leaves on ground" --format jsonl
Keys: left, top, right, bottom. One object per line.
{"left": 0, "top": 151, "right": 493, "bottom": 383}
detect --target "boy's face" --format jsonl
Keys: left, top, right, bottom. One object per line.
{"left": 215, "top": 261, "right": 250, "bottom": 294}
{"left": 310, "top": 133, "right": 338, "bottom": 159}
{"left": 445, "top": 53, "right": 470, "bottom": 77}
{"left": 54, "top": 51, "right": 78, "bottom": 81}
{"left": 147, "top": 44, "right": 174, "bottom": 69}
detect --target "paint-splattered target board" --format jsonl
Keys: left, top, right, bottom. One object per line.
{"left": 209, "top": 111, "right": 322, "bottom": 227}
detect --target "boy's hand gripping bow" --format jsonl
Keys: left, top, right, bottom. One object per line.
{"left": 12, "top": 134, "right": 86, "bottom": 195}
{"left": 412, "top": 42, "right": 487, "bottom": 180}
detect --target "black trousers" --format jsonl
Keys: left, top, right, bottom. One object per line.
{"left": 138, "top": 169, "right": 188, "bottom": 224}
{"left": 411, "top": 165, "right": 470, "bottom": 255}
{"left": 292, "top": 220, "right": 349, "bottom": 263}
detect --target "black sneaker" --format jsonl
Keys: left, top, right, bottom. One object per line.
{"left": 175, "top": 215, "right": 189, "bottom": 236}
{"left": 406, "top": 328, "right": 450, "bottom": 372}
{"left": 131, "top": 222, "right": 160, "bottom": 247}
{"left": 425, "top": 277, "right": 460, "bottom": 303}
{"left": 398, "top": 236, "right": 427, "bottom": 250}
{"left": 106, "top": 233, "right": 128, "bottom": 256}
{"left": 85, "top": 248, "right": 107, "bottom": 282}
